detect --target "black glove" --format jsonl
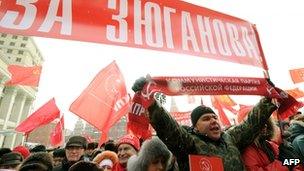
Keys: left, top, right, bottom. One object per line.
{"left": 132, "top": 77, "right": 147, "bottom": 92}
{"left": 266, "top": 78, "right": 275, "bottom": 87}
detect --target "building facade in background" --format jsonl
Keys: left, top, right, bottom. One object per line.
{"left": 0, "top": 33, "right": 43, "bottom": 148}
{"left": 70, "top": 116, "right": 127, "bottom": 142}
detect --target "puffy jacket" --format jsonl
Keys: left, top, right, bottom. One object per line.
{"left": 242, "top": 141, "right": 289, "bottom": 171}
{"left": 288, "top": 120, "right": 304, "bottom": 161}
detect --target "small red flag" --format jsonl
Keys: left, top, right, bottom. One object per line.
{"left": 70, "top": 61, "right": 129, "bottom": 132}
{"left": 275, "top": 88, "right": 304, "bottom": 120}
{"left": 214, "top": 95, "right": 237, "bottom": 106}
{"left": 289, "top": 68, "right": 304, "bottom": 84}
{"left": 6, "top": 65, "right": 42, "bottom": 87}
{"left": 237, "top": 105, "right": 253, "bottom": 124}
{"left": 189, "top": 155, "right": 224, "bottom": 171}
{"left": 285, "top": 88, "right": 304, "bottom": 99}
{"left": 210, "top": 96, "right": 231, "bottom": 127}
{"left": 213, "top": 95, "right": 238, "bottom": 115}
{"left": 171, "top": 111, "right": 192, "bottom": 126}
{"left": 50, "top": 116, "right": 64, "bottom": 147}
{"left": 16, "top": 98, "right": 60, "bottom": 133}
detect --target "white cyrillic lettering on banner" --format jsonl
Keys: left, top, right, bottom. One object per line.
{"left": 0, "top": 0, "right": 265, "bottom": 69}
{"left": 106, "top": 0, "right": 128, "bottom": 43}
{"left": 163, "top": 7, "right": 175, "bottom": 49}
{"left": 213, "top": 19, "right": 232, "bottom": 56}
{"left": 145, "top": 2, "right": 163, "bottom": 47}
{"left": 114, "top": 95, "right": 129, "bottom": 112}
{"left": 0, "top": 0, "right": 38, "bottom": 29}
{"left": 241, "top": 26, "right": 259, "bottom": 58}
{"left": 181, "top": 11, "right": 199, "bottom": 52}
{"left": 134, "top": 0, "right": 144, "bottom": 45}
{"left": 38, "top": 0, "right": 72, "bottom": 35}
{"left": 226, "top": 23, "right": 246, "bottom": 56}
{"left": 197, "top": 16, "right": 216, "bottom": 54}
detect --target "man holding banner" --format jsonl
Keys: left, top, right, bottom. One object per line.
{"left": 131, "top": 77, "right": 278, "bottom": 171}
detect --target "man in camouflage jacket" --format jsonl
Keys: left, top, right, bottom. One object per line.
{"left": 147, "top": 98, "right": 277, "bottom": 171}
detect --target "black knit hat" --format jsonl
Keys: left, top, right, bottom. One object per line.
{"left": 66, "top": 136, "right": 88, "bottom": 149}
{"left": 191, "top": 105, "right": 215, "bottom": 126}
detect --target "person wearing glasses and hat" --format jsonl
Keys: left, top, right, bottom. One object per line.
{"left": 53, "top": 135, "right": 88, "bottom": 171}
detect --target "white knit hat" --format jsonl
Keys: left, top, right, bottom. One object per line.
{"left": 99, "top": 159, "right": 113, "bottom": 168}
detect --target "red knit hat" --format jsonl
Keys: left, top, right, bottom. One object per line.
{"left": 117, "top": 134, "right": 140, "bottom": 151}
{"left": 13, "top": 145, "right": 30, "bottom": 159}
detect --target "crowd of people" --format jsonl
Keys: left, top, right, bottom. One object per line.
{"left": 0, "top": 78, "right": 304, "bottom": 171}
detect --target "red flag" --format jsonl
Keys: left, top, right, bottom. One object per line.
{"left": 237, "top": 105, "right": 253, "bottom": 124}
{"left": 290, "top": 68, "right": 304, "bottom": 84}
{"left": 285, "top": 88, "right": 304, "bottom": 99}
{"left": 189, "top": 155, "right": 224, "bottom": 171}
{"left": 213, "top": 95, "right": 238, "bottom": 115}
{"left": 214, "top": 95, "right": 237, "bottom": 106}
{"left": 127, "top": 92, "right": 152, "bottom": 139}
{"left": 98, "top": 131, "right": 109, "bottom": 146}
{"left": 171, "top": 111, "right": 192, "bottom": 126}
{"left": 6, "top": 65, "right": 42, "bottom": 87}
{"left": 275, "top": 88, "right": 304, "bottom": 120}
{"left": 82, "top": 133, "right": 94, "bottom": 143}
{"left": 70, "top": 61, "right": 129, "bottom": 132}
{"left": 50, "top": 116, "right": 64, "bottom": 147}
{"left": 16, "top": 98, "right": 60, "bottom": 133}
{"left": 210, "top": 96, "right": 231, "bottom": 127}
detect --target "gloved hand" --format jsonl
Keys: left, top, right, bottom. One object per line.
{"left": 266, "top": 78, "right": 275, "bottom": 87}
{"left": 132, "top": 77, "right": 147, "bottom": 92}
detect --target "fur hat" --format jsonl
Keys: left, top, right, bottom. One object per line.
{"left": 118, "top": 134, "right": 140, "bottom": 151}
{"left": 0, "top": 152, "right": 23, "bottom": 166}
{"left": 0, "top": 148, "right": 12, "bottom": 158}
{"left": 69, "top": 161, "right": 102, "bottom": 171}
{"left": 19, "top": 152, "right": 53, "bottom": 171}
{"left": 13, "top": 145, "right": 30, "bottom": 159}
{"left": 191, "top": 105, "right": 215, "bottom": 126}
{"left": 52, "top": 148, "right": 65, "bottom": 158}
{"left": 66, "top": 136, "right": 88, "bottom": 149}
{"left": 294, "top": 114, "right": 304, "bottom": 122}
{"left": 87, "top": 142, "right": 98, "bottom": 150}
{"left": 93, "top": 150, "right": 118, "bottom": 165}
{"left": 127, "top": 137, "right": 172, "bottom": 171}
{"left": 30, "top": 144, "right": 46, "bottom": 153}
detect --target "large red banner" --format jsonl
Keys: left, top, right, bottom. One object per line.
{"left": 0, "top": 0, "right": 266, "bottom": 68}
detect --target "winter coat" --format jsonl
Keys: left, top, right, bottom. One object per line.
{"left": 242, "top": 141, "right": 289, "bottom": 171}
{"left": 288, "top": 120, "right": 304, "bottom": 161}
{"left": 148, "top": 98, "right": 277, "bottom": 171}
{"left": 112, "top": 163, "right": 126, "bottom": 171}
{"left": 52, "top": 157, "right": 83, "bottom": 171}
{"left": 127, "top": 137, "right": 172, "bottom": 171}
